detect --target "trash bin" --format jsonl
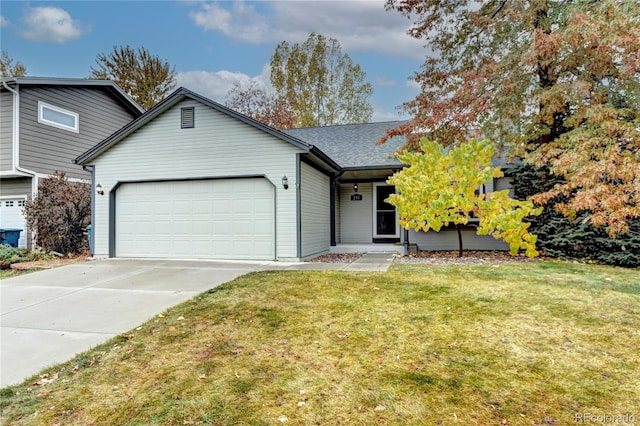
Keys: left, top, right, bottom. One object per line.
{"left": 0, "top": 228, "right": 23, "bottom": 247}
{"left": 86, "top": 224, "right": 93, "bottom": 255}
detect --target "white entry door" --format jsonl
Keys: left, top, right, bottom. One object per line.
{"left": 115, "top": 178, "right": 275, "bottom": 260}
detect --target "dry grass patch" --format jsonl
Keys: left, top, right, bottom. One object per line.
{"left": 1, "top": 261, "right": 638, "bottom": 425}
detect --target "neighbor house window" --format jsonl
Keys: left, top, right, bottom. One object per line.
{"left": 38, "top": 101, "right": 79, "bottom": 133}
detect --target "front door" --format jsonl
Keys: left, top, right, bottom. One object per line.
{"left": 372, "top": 183, "right": 400, "bottom": 239}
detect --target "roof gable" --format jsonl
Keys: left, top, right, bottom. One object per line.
{"left": 75, "top": 87, "right": 339, "bottom": 170}
{"left": 1, "top": 76, "right": 144, "bottom": 116}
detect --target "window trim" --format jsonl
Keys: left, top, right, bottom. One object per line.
{"left": 38, "top": 101, "right": 79, "bottom": 133}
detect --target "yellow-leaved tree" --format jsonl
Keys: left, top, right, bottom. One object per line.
{"left": 387, "top": 139, "right": 542, "bottom": 257}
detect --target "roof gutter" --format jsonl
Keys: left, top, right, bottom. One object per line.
{"left": 2, "top": 80, "right": 39, "bottom": 194}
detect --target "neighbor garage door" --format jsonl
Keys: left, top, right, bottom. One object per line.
{"left": 115, "top": 178, "right": 274, "bottom": 260}
{"left": 0, "top": 198, "right": 27, "bottom": 248}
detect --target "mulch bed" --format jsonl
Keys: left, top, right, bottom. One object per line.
{"left": 395, "top": 250, "right": 547, "bottom": 265}
{"left": 308, "top": 253, "right": 365, "bottom": 263}
{"left": 10, "top": 254, "right": 91, "bottom": 271}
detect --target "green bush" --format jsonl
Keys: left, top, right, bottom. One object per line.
{"left": 0, "top": 245, "right": 54, "bottom": 269}
{"left": 507, "top": 164, "right": 640, "bottom": 267}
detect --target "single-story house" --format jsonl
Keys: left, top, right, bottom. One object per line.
{"left": 75, "top": 87, "right": 512, "bottom": 261}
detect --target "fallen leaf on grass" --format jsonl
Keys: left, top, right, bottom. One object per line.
{"left": 35, "top": 373, "right": 59, "bottom": 386}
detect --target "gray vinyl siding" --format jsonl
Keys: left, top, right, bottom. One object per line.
{"left": 90, "top": 99, "right": 304, "bottom": 260}
{"left": 340, "top": 182, "right": 373, "bottom": 243}
{"left": 0, "top": 177, "right": 32, "bottom": 196}
{"left": 300, "top": 162, "right": 330, "bottom": 258}
{"left": 494, "top": 176, "right": 514, "bottom": 197}
{"left": 409, "top": 229, "right": 509, "bottom": 251}
{"left": 18, "top": 86, "right": 137, "bottom": 179}
{"left": 1, "top": 91, "right": 13, "bottom": 171}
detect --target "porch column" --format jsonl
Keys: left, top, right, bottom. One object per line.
{"left": 330, "top": 176, "right": 337, "bottom": 246}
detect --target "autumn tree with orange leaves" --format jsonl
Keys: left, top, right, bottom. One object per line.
{"left": 382, "top": 0, "right": 640, "bottom": 236}
{"left": 226, "top": 81, "right": 296, "bottom": 129}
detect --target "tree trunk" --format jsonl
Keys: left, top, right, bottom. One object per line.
{"left": 457, "top": 224, "right": 463, "bottom": 258}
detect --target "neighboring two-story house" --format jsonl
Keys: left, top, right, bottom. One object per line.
{"left": 1, "top": 77, "right": 143, "bottom": 248}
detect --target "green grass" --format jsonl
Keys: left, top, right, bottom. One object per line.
{"left": 1, "top": 261, "right": 638, "bottom": 425}
{"left": 0, "top": 269, "right": 26, "bottom": 280}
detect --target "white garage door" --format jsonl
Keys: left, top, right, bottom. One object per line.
{"left": 0, "top": 198, "right": 27, "bottom": 248}
{"left": 115, "top": 178, "right": 274, "bottom": 260}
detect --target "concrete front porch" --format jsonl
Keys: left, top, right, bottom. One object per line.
{"left": 329, "top": 243, "right": 403, "bottom": 254}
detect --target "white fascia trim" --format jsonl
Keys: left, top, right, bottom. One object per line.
{"left": 0, "top": 194, "right": 28, "bottom": 200}
{"left": 34, "top": 172, "right": 89, "bottom": 184}
{"left": 0, "top": 170, "right": 33, "bottom": 177}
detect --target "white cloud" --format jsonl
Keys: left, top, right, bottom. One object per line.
{"left": 21, "top": 7, "right": 87, "bottom": 43}
{"left": 406, "top": 78, "right": 420, "bottom": 90}
{"left": 188, "top": 0, "right": 424, "bottom": 59}
{"left": 375, "top": 77, "right": 396, "bottom": 88}
{"left": 189, "top": 2, "right": 270, "bottom": 44}
{"left": 175, "top": 64, "right": 272, "bottom": 104}
{"left": 1, "top": 16, "right": 9, "bottom": 27}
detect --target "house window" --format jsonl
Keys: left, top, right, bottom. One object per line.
{"left": 38, "top": 101, "right": 79, "bottom": 133}
{"left": 181, "top": 107, "right": 195, "bottom": 128}
{"left": 470, "top": 184, "right": 487, "bottom": 222}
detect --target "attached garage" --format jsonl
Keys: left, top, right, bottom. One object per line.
{"left": 75, "top": 88, "right": 340, "bottom": 261}
{"left": 115, "top": 178, "right": 275, "bottom": 260}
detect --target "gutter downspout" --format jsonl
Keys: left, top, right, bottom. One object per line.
{"left": 2, "top": 81, "right": 39, "bottom": 192}
{"left": 404, "top": 229, "right": 409, "bottom": 256}
{"left": 3, "top": 80, "right": 40, "bottom": 249}
{"left": 330, "top": 172, "right": 344, "bottom": 246}
{"left": 296, "top": 154, "right": 302, "bottom": 259}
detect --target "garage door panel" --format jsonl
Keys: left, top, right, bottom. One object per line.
{"left": 116, "top": 178, "right": 274, "bottom": 260}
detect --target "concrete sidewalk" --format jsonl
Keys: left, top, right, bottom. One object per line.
{"left": 0, "top": 255, "right": 395, "bottom": 387}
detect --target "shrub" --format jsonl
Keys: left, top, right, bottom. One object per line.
{"left": 0, "top": 246, "right": 54, "bottom": 269}
{"left": 23, "top": 172, "right": 91, "bottom": 254}
{"left": 507, "top": 164, "right": 640, "bottom": 267}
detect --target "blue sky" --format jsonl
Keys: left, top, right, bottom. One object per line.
{"left": 1, "top": 1, "right": 424, "bottom": 121}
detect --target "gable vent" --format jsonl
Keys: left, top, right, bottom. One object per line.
{"left": 181, "top": 107, "right": 195, "bottom": 128}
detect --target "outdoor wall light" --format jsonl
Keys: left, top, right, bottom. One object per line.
{"left": 353, "top": 183, "right": 358, "bottom": 193}
{"left": 96, "top": 183, "right": 104, "bottom": 196}
{"left": 282, "top": 175, "right": 289, "bottom": 190}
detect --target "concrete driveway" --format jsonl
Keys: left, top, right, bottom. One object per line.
{"left": 0, "top": 259, "right": 267, "bottom": 387}
{"left": 0, "top": 254, "right": 394, "bottom": 388}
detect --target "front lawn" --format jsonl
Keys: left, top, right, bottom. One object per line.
{"left": 1, "top": 261, "right": 638, "bottom": 424}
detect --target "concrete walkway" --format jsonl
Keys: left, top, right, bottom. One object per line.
{"left": 0, "top": 255, "right": 395, "bottom": 387}
{"left": 340, "top": 252, "right": 397, "bottom": 271}
{"left": 261, "top": 253, "right": 396, "bottom": 272}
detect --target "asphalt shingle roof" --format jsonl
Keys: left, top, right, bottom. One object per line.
{"left": 283, "top": 121, "right": 407, "bottom": 169}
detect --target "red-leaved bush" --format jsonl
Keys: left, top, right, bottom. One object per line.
{"left": 24, "top": 172, "right": 91, "bottom": 254}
